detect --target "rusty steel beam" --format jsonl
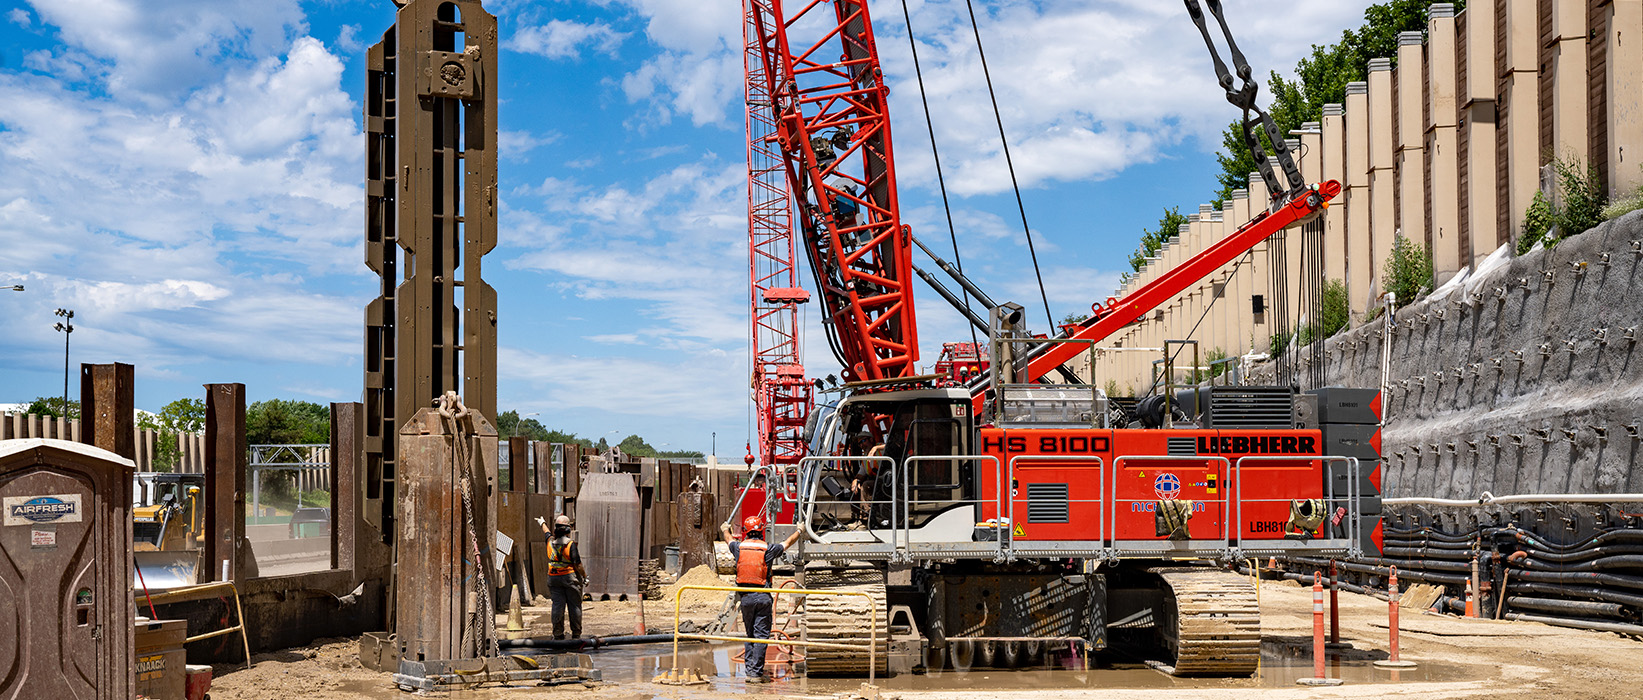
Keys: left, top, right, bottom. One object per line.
{"left": 78, "top": 362, "right": 134, "bottom": 460}
{"left": 204, "top": 383, "right": 248, "bottom": 584}
{"left": 331, "top": 402, "right": 363, "bottom": 572}
{"left": 363, "top": 0, "right": 499, "bottom": 538}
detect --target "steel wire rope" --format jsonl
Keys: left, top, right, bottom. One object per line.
{"left": 959, "top": 0, "right": 1054, "bottom": 331}
{"left": 899, "top": 0, "right": 980, "bottom": 351}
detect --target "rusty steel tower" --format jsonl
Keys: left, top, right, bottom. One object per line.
{"left": 362, "top": 0, "right": 498, "bottom": 535}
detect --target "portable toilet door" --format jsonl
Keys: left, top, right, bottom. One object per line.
{"left": 0, "top": 438, "right": 136, "bottom": 700}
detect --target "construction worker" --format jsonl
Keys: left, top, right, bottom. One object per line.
{"left": 720, "top": 515, "right": 803, "bottom": 683}
{"left": 539, "top": 514, "right": 585, "bottom": 639}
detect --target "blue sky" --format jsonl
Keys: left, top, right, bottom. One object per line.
{"left": 0, "top": 0, "right": 1374, "bottom": 456}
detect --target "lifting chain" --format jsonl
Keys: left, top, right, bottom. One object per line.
{"left": 1183, "top": 0, "right": 1307, "bottom": 204}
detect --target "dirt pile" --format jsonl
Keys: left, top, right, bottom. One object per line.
{"left": 661, "top": 565, "right": 732, "bottom": 610}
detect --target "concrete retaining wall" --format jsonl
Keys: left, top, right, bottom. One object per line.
{"left": 1263, "top": 210, "right": 1643, "bottom": 498}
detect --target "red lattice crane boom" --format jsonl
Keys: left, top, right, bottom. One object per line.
{"left": 745, "top": 0, "right": 812, "bottom": 468}
{"left": 748, "top": 0, "right": 919, "bottom": 385}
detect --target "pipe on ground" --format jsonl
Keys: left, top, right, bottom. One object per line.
{"left": 1504, "top": 612, "right": 1643, "bottom": 637}
{"left": 1504, "top": 596, "right": 1626, "bottom": 619}
{"left": 499, "top": 634, "right": 683, "bottom": 651}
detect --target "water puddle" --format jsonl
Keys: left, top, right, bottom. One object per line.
{"left": 586, "top": 638, "right": 1479, "bottom": 695}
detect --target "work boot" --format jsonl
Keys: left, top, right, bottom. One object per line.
{"left": 746, "top": 674, "right": 770, "bottom": 684}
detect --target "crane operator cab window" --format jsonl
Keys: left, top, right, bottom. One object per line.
{"left": 808, "top": 392, "right": 974, "bottom": 534}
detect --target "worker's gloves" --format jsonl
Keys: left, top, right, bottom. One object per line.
{"left": 535, "top": 516, "right": 547, "bottom": 527}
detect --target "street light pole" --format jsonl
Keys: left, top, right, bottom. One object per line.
{"left": 52, "top": 308, "right": 74, "bottom": 417}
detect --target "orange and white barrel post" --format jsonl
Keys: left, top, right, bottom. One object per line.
{"left": 1297, "top": 571, "right": 1344, "bottom": 685}
{"left": 1375, "top": 565, "right": 1417, "bottom": 669}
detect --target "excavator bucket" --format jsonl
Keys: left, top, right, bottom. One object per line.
{"left": 133, "top": 550, "right": 201, "bottom": 591}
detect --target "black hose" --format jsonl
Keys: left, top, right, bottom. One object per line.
{"left": 1364, "top": 556, "right": 1474, "bottom": 573}
{"left": 1381, "top": 546, "right": 1480, "bottom": 561}
{"left": 1511, "top": 554, "right": 1643, "bottom": 573}
{"left": 1510, "top": 569, "right": 1643, "bottom": 592}
{"left": 1500, "top": 527, "right": 1643, "bottom": 553}
{"left": 499, "top": 634, "right": 684, "bottom": 651}
{"left": 1510, "top": 544, "right": 1643, "bottom": 564}
{"left": 1503, "top": 581, "right": 1643, "bottom": 610}
{"left": 1287, "top": 555, "right": 1469, "bottom": 586}
{"left": 1504, "top": 596, "right": 1627, "bottom": 619}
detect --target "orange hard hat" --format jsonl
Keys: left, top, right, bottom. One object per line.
{"left": 743, "top": 515, "right": 765, "bottom": 532}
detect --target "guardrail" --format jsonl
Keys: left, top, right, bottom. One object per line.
{"left": 667, "top": 584, "right": 881, "bottom": 682}
{"left": 902, "top": 454, "right": 1003, "bottom": 559}
{"left": 1006, "top": 455, "right": 1106, "bottom": 558}
{"left": 789, "top": 451, "right": 1362, "bottom": 562}
{"left": 797, "top": 455, "right": 897, "bottom": 554}
{"left": 1232, "top": 455, "right": 1361, "bottom": 557}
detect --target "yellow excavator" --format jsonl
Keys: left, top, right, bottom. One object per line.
{"left": 133, "top": 473, "right": 205, "bottom": 590}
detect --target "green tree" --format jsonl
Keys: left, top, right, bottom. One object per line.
{"left": 1383, "top": 234, "right": 1434, "bottom": 310}
{"left": 617, "top": 434, "right": 656, "bottom": 457}
{"left": 1211, "top": 1, "right": 1458, "bottom": 203}
{"left": 1126, "top": 207, "right": 1189, "bottom": 273}
{"left": 136, "top": 398, "right": 206, "bottom": 472}
{"left": 246, "top": 399, "right": 330, "bottom": 445}
{"left": 25, "top": 396, "right": 79, "bottom": 420}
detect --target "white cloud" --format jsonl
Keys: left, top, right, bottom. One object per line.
{"left": 0, "top": 1, "right": 367, "bottom": 385}
{"left": 611, "top": 0, "right": 1373, "bottom": 188}
{"left": 505, "top": 157, "right": 750, "bottom": 351}
{"left": 7, "top": 8, "right": 30, "bottom": 27}
{"left": 501, "top": 347, "right": 746, "bottom": 421}
{"left": 508, "top": 19, "right": 626, "bottom": 59}
{"left": 499, "top": 128, "right": 561, "bottom": 160}
{"left": 23, "top": 0, "right": 307, "bottom": 101}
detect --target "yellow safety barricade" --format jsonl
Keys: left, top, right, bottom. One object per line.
{"left": 665, "top": 584, "right": 881, "bottom": 683}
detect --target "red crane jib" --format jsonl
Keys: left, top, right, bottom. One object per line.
{"left": 1023, "top": 180, "right": 1342, "bottom": 385}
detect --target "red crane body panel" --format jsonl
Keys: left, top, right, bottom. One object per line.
{"left": 979, "top": 427, "right": 1329, "bottom": 543}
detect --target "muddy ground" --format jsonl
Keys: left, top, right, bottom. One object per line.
{"left": 209, "top": 574, "right": 1643, "bottom": 700}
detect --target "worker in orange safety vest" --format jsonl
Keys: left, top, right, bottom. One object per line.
{"left": 720, "top": 515, "right": 803, "bottom": 683}
{"left": 539, "top": 514, "right": 585, "bottom": 639}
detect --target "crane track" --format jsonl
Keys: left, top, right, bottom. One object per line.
{"left": 796, "top": 577, "right": 889, "bottom": 677}
{"left": 1148, "top": 566, "right": 1261, "bottom": 676}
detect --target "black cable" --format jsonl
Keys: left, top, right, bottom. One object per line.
{"left": 899, "top": 0, "right": 980, "bottom": 351}
{"left": 960, "top": 0, "right": 1053, "bottom": 332}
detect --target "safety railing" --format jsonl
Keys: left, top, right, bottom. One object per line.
{"left": 899, "top": 454, "right": 1004, "bottom": 559}
{"left": 1005, "top": 455, "right": 1106, "bottom": 558}
{"left": 798, "top": 455, "right": 898, "bottom": 557}
{"left": 1107, "top": 455, "right": 1232, "bottom": 554}
{"left": 668, "top": 584, "right": 881, "bottom": 683}
{"left": 1232, "top": 455, "right": 1360, "bottom": 557}
{"left": 791, "top": 452, "right": 1362, "bottom": 561}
